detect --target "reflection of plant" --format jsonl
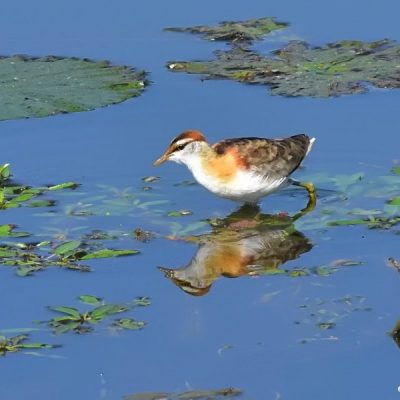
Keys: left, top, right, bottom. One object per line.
{"left": 48, "top": 296, "right": 150, "bottom": 334}
{"left": 0, "top": 334, "right": 58, "bottom": 356}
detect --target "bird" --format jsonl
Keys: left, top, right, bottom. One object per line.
{"left": 154, "top": 130, "right": 316, "bottom": 205}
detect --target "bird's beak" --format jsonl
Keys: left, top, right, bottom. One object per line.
{"left": 153, "top": 153, "right": 169, "bottom": 166}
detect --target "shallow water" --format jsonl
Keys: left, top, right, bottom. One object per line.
{"left": 1, "top": 0, "right": 400, "bottom": 399}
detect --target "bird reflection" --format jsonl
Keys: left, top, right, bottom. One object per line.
{"left": 159, "top": 200, "right": 314, "bottom": 296}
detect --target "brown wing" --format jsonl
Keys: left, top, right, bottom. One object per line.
{"left": 213, "top": 134, "right": 313, "bottom": 179}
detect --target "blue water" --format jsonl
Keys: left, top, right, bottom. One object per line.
{"left": 1, "top": 0, "right": 400, "bottom": 399}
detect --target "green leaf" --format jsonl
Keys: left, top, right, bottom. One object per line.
{"left": 388, "top": 197, "right": 400, "bottom": 206}
{"left": 16, "top": 266, "right": 39, "bottom": 277}
{"left": 49, "top": 306, "right": 81, "bottom": 318}
{"left": 28, "top": 200, "right": 55, "bottom": 208}
{"left": 327, "top": 219, "right": 368, "bottom": 226}
{"left": 48, "top": 182, "right": 79, "bottom": 191}
{"left": 0, "top": 56, "right": 147, "bottom": 121}
{"left": 53, "top": 240, "right": 82, "bottom": 255}
{"left": 392, "top": 166, "right": 400, "bottom": 176}
{"left": 0, "top": 163, "right": 11, "bottom": 181}
{"left": 11, "top": 192, "right": 36, "bottom": 203}
{"left": 17, "top": 342, "right": 55, "bottom": 350}
{"left": 0, "top": 225, "right": 30, "bottom": 238}
{"left": 167, "top": 210, "right": 193, "bottom": 217}
{"left": 79, "top": 249, "right": 139, "bottom": 260}
{"left": 78, "top": 295, "right": 102, "bottom": 305}
{"left": 258, "top": 269, "right": 287, "bottom": 276}
{"left": 133, "top": 297, "right": 151, "bottom": 307}
{"left": 53, "top": 321, "right": 82, "bottom": 335}
{"left": 90, "top": 304, "right": 128, "bottom": 320}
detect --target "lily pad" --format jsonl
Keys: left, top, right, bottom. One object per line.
{"left": 165, "top": 17, "right": 288, "bottom": 44}
{"left": 0, "top": 55, "right": 147, "bottom": 121}
{"left": 167, "top": 38, "right": 400, "bottom": 97}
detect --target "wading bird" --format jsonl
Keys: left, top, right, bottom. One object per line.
{"left": 154, "top": 130, "right": 316, "bottom": 205}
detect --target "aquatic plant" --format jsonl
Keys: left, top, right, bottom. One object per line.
{"left": 124, "top": 387, "right": 242, "bottom": 400}
{"left": 165, "top": 17, "right": 287, "bottom": 44}
{"left": 166, "top": 17, "right": 400, "bottom": 97}
{"left": 0, "top": 55, "right": 147, "bottom": 121}
{"left": 0, "top": 334, "right": 59, "bottom": 356}
{"left": 48, "top": 296, "right": 150, "bottom": 334}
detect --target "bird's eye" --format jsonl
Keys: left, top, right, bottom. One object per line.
{"left": 176, "top": 144, "right": 186, "bottom": 151}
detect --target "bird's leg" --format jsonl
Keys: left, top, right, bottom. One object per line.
{"left": 291, "top": 179, "right": 317, "bottom": 219}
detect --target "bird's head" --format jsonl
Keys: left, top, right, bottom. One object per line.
{"left": 153, "top": 130, "right": 207, "bottom": 166}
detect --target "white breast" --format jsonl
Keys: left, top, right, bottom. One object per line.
{"left": 186, "top": 156, "right": 288, "bottom": 203}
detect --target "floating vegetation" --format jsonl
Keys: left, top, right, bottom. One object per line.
{"left": 0, "top": 334, "right": 59, "bottom": 356}
{"left": 110, "top": 318, "right": 145, "bottom": 331}
{"left": 387, "top": 257, "right": 400, "bottom": 273}
{"left": 257, "top": 259, "right": 362, "bottom": 278}
{"left": 297, "top": 295, "right": 372, "bottom": 344}
{"left": 0, "top": 224, "right": 30, "bottom": 238}
{"left": 0, "top": 163, "right": 11, "bottom": 182}
{"left": 390, "top": 320, "right": 400, "bottom": 348}
{"left": 47, "top": 296, "right": 150, "bottom": 334}
{"left": 0, "top": 55, "right": 147, "bottom": 121}
{"left": 0, "top": 237, "right": 139, "bottom": 277}
{"left": 295, "top": 167, "right": 400, "bottom": 233}
{"left": 167, "top": 210, "right": 193, "bottom": 217}
{"left": 56, "top": 184, "right": 170, "bottom": 218}
{"left": 133, "top": 228, "right": 156, "bottom": 242}
{"left": 0, "top": 164, "right": 79, "bottom": 211}
{"left": 165, "top": 17, "right": 287, "bottom": 44}
{"left": 166, "top": 16, "right": 400, "bottom": 97}
{"left": 142, "top": 176, "right": 160, "bottom": 183}
{"left": 124, "top": 387, "right": 242, "bottom": 400}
